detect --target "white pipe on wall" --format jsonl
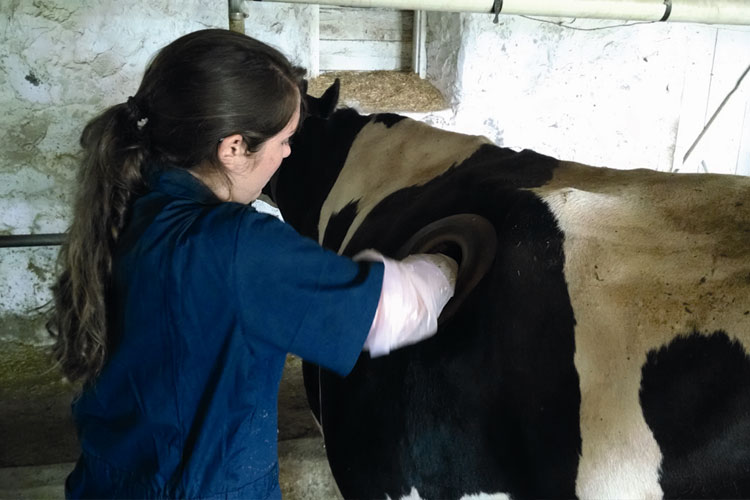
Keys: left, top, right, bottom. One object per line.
{"left": 252, "top": 0, "right": 750, "bottom": 25}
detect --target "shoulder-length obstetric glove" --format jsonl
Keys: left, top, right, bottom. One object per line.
{"left": 354, "top": 250, "right": 458, "bottom": 357}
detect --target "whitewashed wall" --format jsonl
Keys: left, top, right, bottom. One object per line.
{"left": 0, "top": 1, "right": 314, "bottom": 343}
{"left": 2, "top": 1, "right": 749, "bottom": 344}
{"left": 242, "top": 2, "right": 318, "bottom": 73}
{"left": 424, "top": 13, "right": 750, "bottom": 174}
{"left": 0, "top": 1, "right": 228, "bottom": 341}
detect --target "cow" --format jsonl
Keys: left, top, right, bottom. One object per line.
{"left": 266, "top": 80, "right": 750, "bottom": 499}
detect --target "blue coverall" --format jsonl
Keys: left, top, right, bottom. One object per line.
{"left": 65, "top": 166, "right": 383, "bottom": 499}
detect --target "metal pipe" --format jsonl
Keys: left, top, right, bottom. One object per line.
{"left": 0, "top": 233, "right": 65, "bottom": 248}
{"left": 251, "top": 0, "right": 750, "bottom": 25}
{"left": 229, "top": 0, "right": 247, "bottom": 33}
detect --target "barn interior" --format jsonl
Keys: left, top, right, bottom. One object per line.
{"left": 1, "top": 0, "right": 749, "bottom": 498}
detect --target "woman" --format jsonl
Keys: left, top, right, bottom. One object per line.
{"left": 49, "top": 29, "right": 456, "bottom": 499}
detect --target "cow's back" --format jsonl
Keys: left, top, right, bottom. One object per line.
{"left": 278, "top": 109, "right": 750, "bottom": 499}
{"left": 533, "top": 162, "right": 750, "bottom": 498}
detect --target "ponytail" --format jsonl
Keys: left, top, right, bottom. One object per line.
{"left": 49, "top": 98, "right": 148, "bottom": 385}
{"left": 48, "top": 29, "right": 305, "bottom": 385}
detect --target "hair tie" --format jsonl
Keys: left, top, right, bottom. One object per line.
{"left": 126, "top": 96, "right": 141, "bottom": 117}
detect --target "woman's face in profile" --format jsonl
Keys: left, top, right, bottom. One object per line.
{"left": 232, "top": 101, "right": 301, "bottom": 204}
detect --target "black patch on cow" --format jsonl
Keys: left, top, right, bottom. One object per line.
{"left": 315, "top": 158, "right": 581, "bottom": 499}
{"left": 456, "top": 144, "right": 560, "bottom": 189}
{"left": 274, "top": 107, "right": 582, "bottom": 499}
{"left": 373, "top": 113, "right": 407, "bottom": 128}
{"left": 640, "top": 331, "right": 750, "bottom": 498}
{"left": 342, "top": 143, "right": 560, "bottom": 258}
{"left": 272, "top": 109, "right": 371, "bottom": 241}
{"left": 322, "top": 201, "right": 359, "bottom": 251}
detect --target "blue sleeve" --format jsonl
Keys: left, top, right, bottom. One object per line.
{"left": 233, "top": 210, "right": 383, "bottom": 376}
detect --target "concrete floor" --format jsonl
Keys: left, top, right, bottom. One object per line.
{"left": 0, "top": 438, "right": 340, "bottom": 499}
{"left": 0, "top": 341, "right": 340, "bottom": 498}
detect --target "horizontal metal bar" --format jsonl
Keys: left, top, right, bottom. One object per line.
{"left": 0, "top": 233, "right": 65, "bottom": 248}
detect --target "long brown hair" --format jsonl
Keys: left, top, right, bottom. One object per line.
{"left": 49, "top": 29, "right": 304, "bottom": 385}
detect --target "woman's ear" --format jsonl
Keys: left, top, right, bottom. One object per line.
{"left": 217, "top": 134, "right": 249, "bottom": 171}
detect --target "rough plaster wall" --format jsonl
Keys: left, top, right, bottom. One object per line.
{"left": 423, "top": 13, "right": 743, "bottom": 172}
{"left": 241, "top": 1, "right": 318, "bottom": 75}
{"left": 2, "top": 3, "right": 747, "bottom": 340}
{"left": 1, "top": 2, "right": 313, "bottom": 343}
{"left": 424, "top": 11, "right": 461, "bottom": 107}
{"left": 0, "top": 1, "right": 227, "bottom": 343}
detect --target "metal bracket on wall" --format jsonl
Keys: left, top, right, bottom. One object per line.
{"left": 492, "top": 0, "right": 503, "bottom": 23}
{"left": 229, "top": 0, "right": 248, "bottom": 33}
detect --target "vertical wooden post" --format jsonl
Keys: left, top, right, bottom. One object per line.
{"left": 310, "top": 5, "right": 321, "bottom": 78}
{"left": 413, "top": 10, "right": 427, "bottom": 77}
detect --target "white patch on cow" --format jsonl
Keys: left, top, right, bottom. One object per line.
{"left": 532, "top": 161, "right": 750, "bottom": 499}
{"left": 388, "top": 486, "right": 422, "bottom": 500}
{"left": 386, "top": 487, "right": 510, "bottom": 500}
{"left": 318, "top": 117, "right": 491, "bottom": 252}
{"left": 459, "top": 492, "right": 512, "bottom": 500}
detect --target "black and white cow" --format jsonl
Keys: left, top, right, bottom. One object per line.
{"left": 268, "top": 81, "right": 750, "bottom": 499}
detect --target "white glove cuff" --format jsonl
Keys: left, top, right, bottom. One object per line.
{"left": 354, "top": 249, "right": 456, "bottom": 357}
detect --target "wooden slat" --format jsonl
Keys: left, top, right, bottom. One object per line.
{"left": 320, "top": 39, "right": 411, "bottom": 71}
{"left": 413, "top": 10, "right": 426, "bottom": 78}
{"left": 672, "top": 27, "right": 716, "bottom": 173}
{"left": 699, "top": 29, "right": 750, "bottom": 175}
{"left": 320, "top": 6, "right": 412, "bottom": 42}
{"left": 736, "top": 99, "right": 750, "bottom": 176}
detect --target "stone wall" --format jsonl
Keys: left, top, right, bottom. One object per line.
{"left": 424, "top": 13, "right": 750, "bottom": 173}
{"left": 1, "top": 1, "right": 226, "bottom": 341}
{"left": 0, "top": 1, "right": 318, "bottom": 344}
{"left": 3, "top": 2, "right": 748, "bottom": 341}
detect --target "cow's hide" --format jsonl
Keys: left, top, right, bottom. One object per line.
{"left": 269, "top": 82, "right": 750, "bottom": 499}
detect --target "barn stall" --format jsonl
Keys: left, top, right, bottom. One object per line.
{"left": 1, "top": 0, "right": 749, "bottom": 497}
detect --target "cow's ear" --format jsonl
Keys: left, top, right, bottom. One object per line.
{"left": 303, "top": 78, "right": 340, "bottom": 119}
{"left": 316, "top": 79, "right": 340, "bottom": 118}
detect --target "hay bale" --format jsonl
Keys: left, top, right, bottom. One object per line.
{"left": 307, "top": 71, "right": 448, "bottom": 113}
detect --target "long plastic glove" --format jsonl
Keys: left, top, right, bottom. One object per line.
{"left": 354, "top": 249, "right": 458, "bottom": 357}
